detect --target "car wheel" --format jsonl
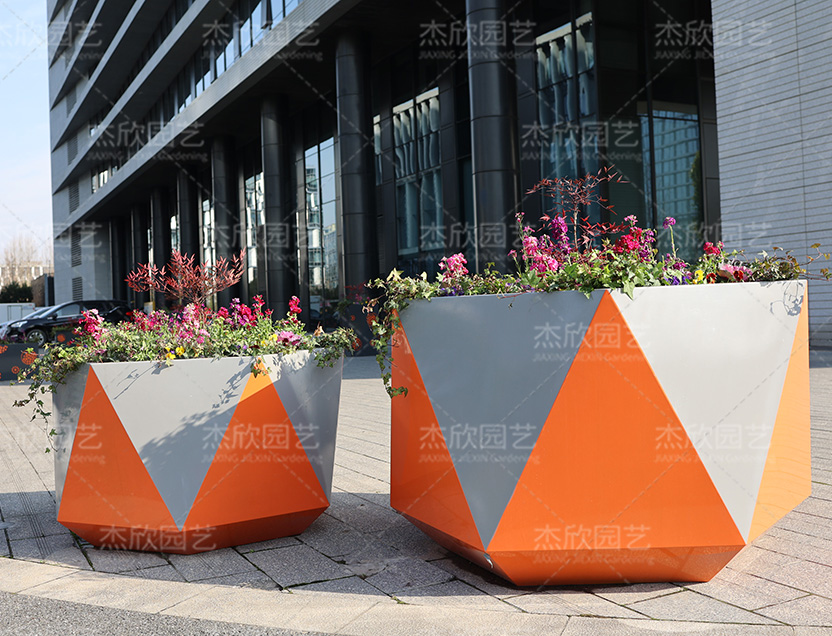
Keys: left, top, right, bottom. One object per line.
{"left": 26, "top": 328, "right": 48, "bottom": 347}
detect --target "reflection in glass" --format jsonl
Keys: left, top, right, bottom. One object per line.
{"left": 245, "top": 173, "right": 265, "bottom": 297}
{"left": 393, "top": 88, "right": 442, "bottom": 276}
{"left": 305, "top": 138, "right": 339, "bottom": 316}
{"left": 651, "top": 110, "right": 702, "bottom": 262}
{"left": 201, "top": 196, "right": 216, "bottom": 309}
{"left": 536, "top": 13, "right": 598, "bottom": 220}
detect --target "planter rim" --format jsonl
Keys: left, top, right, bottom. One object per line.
{"left": 63, "top": 349, "right": 337, "bottom": 373}
{"left": 402, "top": 279, "right": 804, "bottom": 304}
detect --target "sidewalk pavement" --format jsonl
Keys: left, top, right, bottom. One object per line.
{"left": 1, "top": 354, "right": 832, "bottom": 635}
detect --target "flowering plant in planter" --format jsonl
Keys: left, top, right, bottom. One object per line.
{"left": 15, "top": 250, "right": 356, "bottom": 424}
{"left": 368, "top": 168, "right": 830, "bottom": 395}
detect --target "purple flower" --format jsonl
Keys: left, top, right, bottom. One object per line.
{"left": 550, "top": 216, "right": 571, "bottom": 253}
{"left": 663, "top": 217, "right": 676, "bottom": 229}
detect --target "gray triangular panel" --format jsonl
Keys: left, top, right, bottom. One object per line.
{"left": 263, "top": 352, "right": 342, "bottom": 499}
{"left": 92, "top": 357, "right": 250, "bottom": 529}
{"left": 400, "top": 292, "right": 604, "bottom": 548}
{"left": 611, "top": 281, "right": 804, "bottom": 540}
{"left": 53, "top": 365, "right": 90, "bottom": 509}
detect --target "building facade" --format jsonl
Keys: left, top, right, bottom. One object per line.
{"left": 45, "top": 0, "right": 827, "bottom": 342}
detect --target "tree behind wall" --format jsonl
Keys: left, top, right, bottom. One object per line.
{"left": 0, "top": 234, "right": 54, "bottom": 288}
{"left": 0, "top": 281, "right": 33, "bottom": 303}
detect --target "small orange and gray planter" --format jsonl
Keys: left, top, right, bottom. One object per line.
{"left": 53, "top": 352, "right": 342, "bottom": 553}
{"left": 0, "top": 344, "right": 38, "bottom": 383}
{"left": 390, "top": 281, "right": 810, "bottom": 585}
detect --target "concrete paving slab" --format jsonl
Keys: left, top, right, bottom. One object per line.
{"left": 195, "top": 571, "right": 280, "bottom": 590}
{"left": 337, "top": 603, "right": 570, "bottom": 636}
{"left": 756, "top": 594, "right": 832, "bottom": 625}
{"left": 168, "top": 547, "right": 258, "bottom": 582}
{"left": 506, "top": 589, "right": 647, "bottom": 619}
{"left": 243, "top": 544, "right": 351, "bottom": 588}
{"left": 0, "top": 491, "right": 56, "bottom": 518}
{"left": 375, "top": 518, "right": 449, "bottom": 561}
{"left": 394, "top": 579, "right": 519, "bottom": 611}
{"left": 234, "top": 536, "right": 300, "bottom": 553}
{"left": 291, "top": 575, "right": 396, "bottom": 601}
{"left": 363, "top": 556, "right": 453, "bottom": 595}
{"left": 431, "top": 556, "right": 532, "bottom": 599}
{"left": 0, "top": 558, "right": 78, "bottom": 593}
{"left": 684, "top": 568, "right": 806, "bottom": 610}
{"left": 85, "top": 548, "right": 168, "bottom": 573}
{"left": 9, "top": 534, "right": 90, "bottom": 570}
{"left": 754, "top": 528, "right": 832, "bottom": 566}
{"left": 628, "top": 589, "right": 779, "bottom": 624}
{"left": 4, "top": 513, "right": 69, "bottom": 540}
{"left": 590, "top": 582, "right": 683, "bottom": 605}
{"left": 560, "top": 617, "right": 796, "bottom": 635}
{"left": 22, "top": 570, "right": 206, "bottom": 613}
{"left": 128, "top": 564, "right": 187, "bottom": 582}
{"left": 326, "top": 491, "right": 402, "bottom": 534}
{"left": 162, "top": 585, "right": 389, "bottom": 634}
{"left": 298, "top": 513, "right": 369, "bottom": 558}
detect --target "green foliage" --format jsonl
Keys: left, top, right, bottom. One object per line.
{"left": 366, "top": 228, "right": 830, "bottom": 397}
{"left": 0, "top": 281, "right": 33, "bottom": 303}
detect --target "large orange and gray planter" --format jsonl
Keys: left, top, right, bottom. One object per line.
{"left": 53, "top": 352, "right": 342, "bottom": 553}
{"left": 390, "top": 281, "right": 810, "bottom": 585}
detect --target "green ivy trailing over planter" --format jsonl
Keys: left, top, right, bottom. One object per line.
{"left": 367, "top": 168, "right": 830, "bottom": 396}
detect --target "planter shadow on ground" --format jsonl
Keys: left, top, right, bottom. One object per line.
{"left": 342, "top": 357, "right": 383, "bottom": 380}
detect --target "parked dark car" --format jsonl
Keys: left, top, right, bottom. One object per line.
{"left": 6, "top": 300, "right": 132, "bottom": 346}
{"left": 0, "top": 306, "right": 54, "bottom": 341}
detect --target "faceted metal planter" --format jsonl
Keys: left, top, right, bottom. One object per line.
{"left": 390, "top": 282, "right": 810, "bottom": 585}
{"left": 53, "top": 352, "right": 342, "bottom": 554}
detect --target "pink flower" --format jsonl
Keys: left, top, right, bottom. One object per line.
{"left": 439, "top": 253, "right": 468, "bottom": 278}
{"left": 276, "top": 331, "right": 302, "bottom": 346}
{"left": 77, "top": 309, "right": 104, "bottom": 341}
{"left": 288, "top": 296, "right": 302, "bottom": 315}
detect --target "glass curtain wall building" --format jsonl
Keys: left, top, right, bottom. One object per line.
{"left": 48, "top": 0, "right": 719, "bottom": 317}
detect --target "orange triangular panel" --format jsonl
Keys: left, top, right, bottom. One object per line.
{"left": 183, "top": 368, "right": 328, "bottom": 534}
{"left": 391, "top": 326, "right": 484, "bottom": 552}
{"left": 59, "top": 368, "right": 178, "bottom": 537}
{"left": 748, "top": 294, "right": 812, "bottom": 541}
{"left": 488, "top": 292, "right": 744, "bottom": 582}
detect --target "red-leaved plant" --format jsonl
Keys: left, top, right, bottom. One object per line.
{"left": 126, "top": 250, "right": 246, "bottom": 307}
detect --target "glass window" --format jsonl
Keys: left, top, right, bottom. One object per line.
{"left": 253, "top": 2, "right": 266, "bottom": 41}
{"left": 536, "top": 9, "right": 599, "bottom": 220}
{"left": 244, "top": 172, "right": 265, "bottom": 297}
{"left": 201, "top": 195, "right": 216, "bottom": 308}
{"left": 304, "top": 138, "right": 340, "bottom": 318}
{"left": 270, "top": 0, "right": 283, "bottom": 22}
{"left": 170, "top": 213, "right": 180, "bottom": 254}
{"left": 57, "top": 303, "right": 81, "bottom": 317}
{"left": 241, "top": 9, "right": 252, "bottom": 55}
{"left": 393, "top": 87, "right": 442, "bottom": 276}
